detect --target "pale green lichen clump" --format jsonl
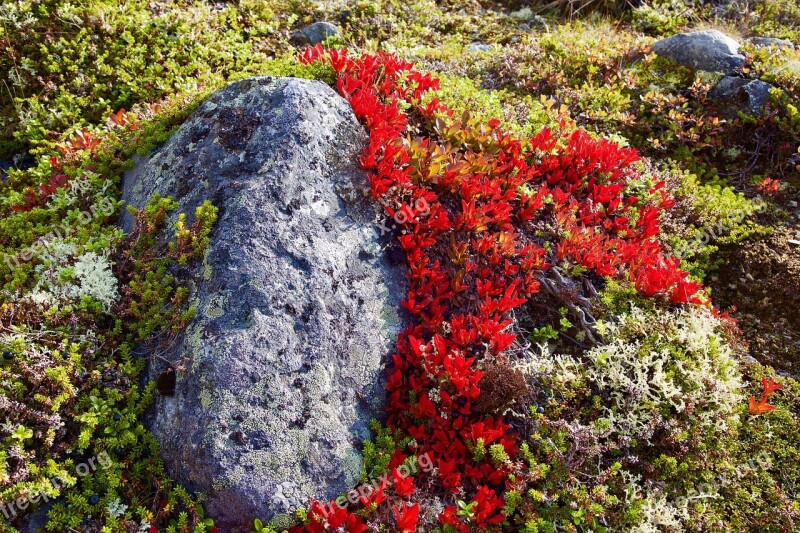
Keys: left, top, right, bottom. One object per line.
{"left": 28, "top": 246, "right": 119, "bottom": 311}
{"left": 586, "top": 305, "right": 743, "bottom": 441}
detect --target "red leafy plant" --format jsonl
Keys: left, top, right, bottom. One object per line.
{"left": 289, "top": 45, "right": 704, "bottom": 531}
{"left": 10, "top": 156, "right": 72, "bottom": 213}
{"left": 755, "top": 177, "right": 780, "bottom": 196}
{"left": 749, "top": 376, "right": 782, "bottom": 415}
{"left": 11, "top": 104, "right": 153, "bottom": 213}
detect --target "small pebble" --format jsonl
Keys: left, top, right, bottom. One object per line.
{"left": 467, "top": 43, "right": 491, "bottom": 53}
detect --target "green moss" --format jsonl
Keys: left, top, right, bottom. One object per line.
{"left": 360, "top": 420, "right": 412, "bottom": 481}
{"left": 630, "top": 2, "right": 688, "bottom": 36}
{"left": 749, "top": 0, "right": 800, "bottom": 41}
{"left": 663, "top": 166, "right": 771, "bottom": 279}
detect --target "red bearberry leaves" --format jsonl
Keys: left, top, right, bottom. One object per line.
{"left": 294, "top": 46, "right": 704, "bottom": 531}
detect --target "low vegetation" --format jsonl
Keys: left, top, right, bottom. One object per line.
{"left": 1, "top": 0, "right": 798, "bottom": 531}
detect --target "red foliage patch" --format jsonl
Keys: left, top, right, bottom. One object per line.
{"left": 292, "top": 45, "right": 704, "bottom": 531}
{"left": 11, "top": 108, "right": 149, "bottom": 213}
{"left": 10, "top": 157, "right": 73, "bottom": 213}
{"left": 749, "top": 376, "right": 782, "bottom": 415}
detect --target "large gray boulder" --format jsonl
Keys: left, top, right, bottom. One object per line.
{"left": 709, "top": 76, "right": 774, "bottom": 116}
{"left": 121, "top": 77, "right": 406, "bottom": 530}
{"left": 651, "top": 29, "right": 745, "bottom": 74}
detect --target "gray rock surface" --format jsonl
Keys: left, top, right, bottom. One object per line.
{"left": 467, "top": 43, "right": 491, "bottom": 53}
{"left": 290, "top": 21, "right": 340, "bottom": 45}
{"left": 121, "top": 76, "right": 406, "bottom": 531}
{"left": 0, "top": 153, "right": 34, "bottom": 181}
{"left": 708, "top": 76, "right": 774, "bottom": 116}
{"left": 0, "top": 159, "right": 11, "bottom": 181}
{"left": 18, "top": 501, "right": 54, "bottom": 533}
{"left": 746, "top": 37, "right": 795, "bottom": 50}
{"left": 651, "top": 29, "right": 745, "bottom": 74}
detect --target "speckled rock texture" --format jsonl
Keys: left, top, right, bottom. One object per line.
{"left": 746, "top": 37, "right": 795, "bottom": 50}
{"left": 709, "top": 76, "right": 774, "bottom": 116}
{"left": 121, "top": 76, "right": 406, "bottom": 531}
{"left": 290, "top": 21, "right": 340, "bottom": 45}
{"left": 651, "top": 29, "right": 745, "bottom": 74}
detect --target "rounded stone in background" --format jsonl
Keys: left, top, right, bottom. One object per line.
{"left": 651, "top": 29, "right": 746, "bottom": 74}
{"left": 290, "top": 21, "right": 341, "bottom": 46}
{"left": 746, "top": 37, "right": 795, "bottom": 51}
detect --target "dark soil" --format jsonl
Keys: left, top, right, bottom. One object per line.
{"left": 710, "top": 225, "right": 800, "bottom": 375}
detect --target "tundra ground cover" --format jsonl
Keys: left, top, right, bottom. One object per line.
{"left": 1, "top": 0, "right": 800, "bottom": 531}
{"left": 286, "top": 44, "right": 797, "bottom": 532}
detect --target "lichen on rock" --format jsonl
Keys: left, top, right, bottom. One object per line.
{"left": 651, "top": 29, "right": 746, "bottom": 74}
{"left": 121, "top": 76, "right": 407, "bottom": 530}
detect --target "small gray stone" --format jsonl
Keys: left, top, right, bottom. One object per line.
{"left": 0, "top": 158, "right": 11, "bottom": 181}
{"left": 290, "top": 21, "right": 340, "bottom": 46}
{"left": 708, "top": 76, "right": 774, "bottom": 116}
{"left": 0, "top": 152, "right": 34, "bottom": 181}
{"left": 467, "top": 43, "right": 491, "bottom": 53}
{"left": 746, "top": 37, "right": 795, "bottom": 50}
{"left": 18, "top": 501, "right": 54, "bottom": 533}
{"left": 123, "top": 77, "right": 406, "bottom": 531}
{"left": 742, "top": 355, "right": 760, "bottom": 366}
{"left": 651, "top": 29, "right": 745, "bottom": 74}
